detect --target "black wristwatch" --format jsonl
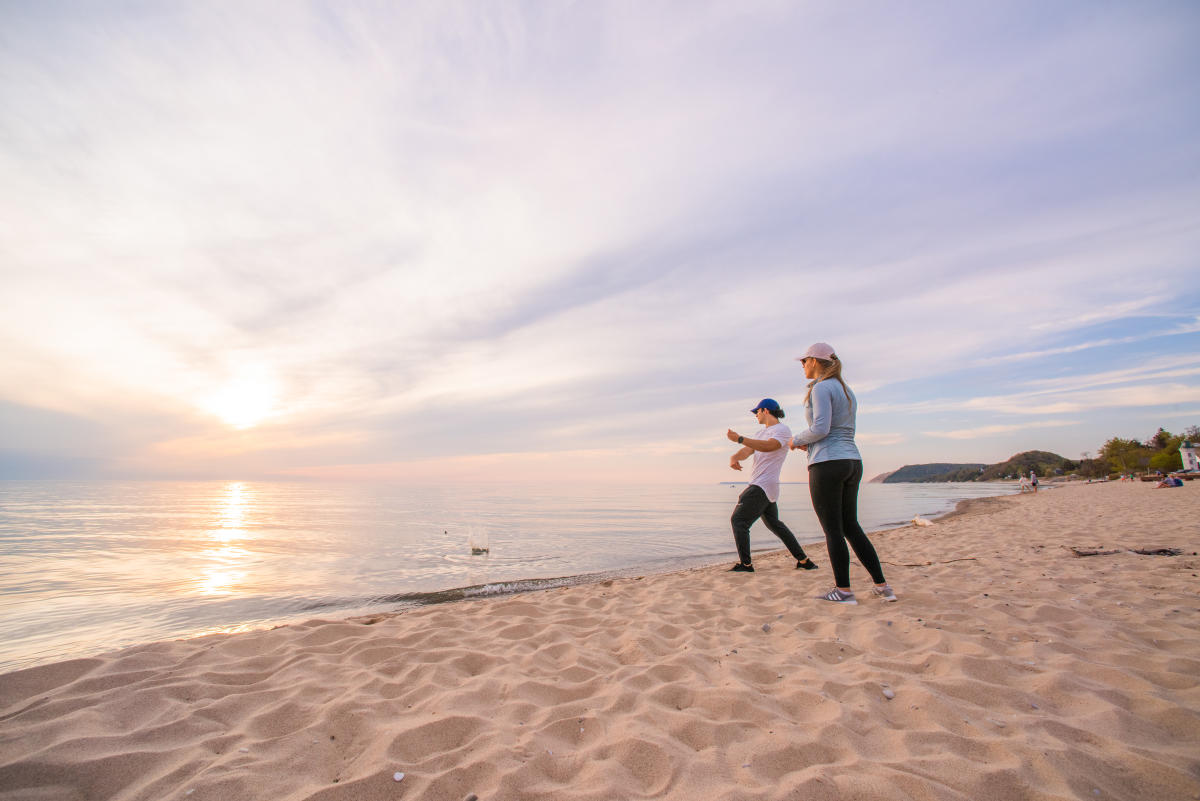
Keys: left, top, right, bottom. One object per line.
{"left": 737, "top": 436, "right": 744, "bottom": 444}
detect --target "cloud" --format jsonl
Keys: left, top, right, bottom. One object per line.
{"left": 924, "top": 420, "right": 1080, "bottom": 440}
{"left": 872, "top": 355, "right": 1200, "bottom": 416}
{"left": 878, "top": 383, "right": 1200, "bottom": 417}
{"left": 856, "top": 432, "right": 908, "bottom": 446}
{"left": 1028, "top": 297, "right": 1170, "bottom": 332}
{"left": 1020, "top": 354, "right": 1200, "bottom": 394}
{"left": 975, "top": 317, "right": 1200, "bottom": 365}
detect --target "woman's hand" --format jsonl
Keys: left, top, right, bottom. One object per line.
{"left": 791, "top": 440, "right": 808, "bottom": 451}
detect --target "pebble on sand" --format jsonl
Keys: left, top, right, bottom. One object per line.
{"left": 393, "top": 772, "right": 405, "bottom": 782}
{"left": 882, "top": 688, "right": 896, "bottom": 700}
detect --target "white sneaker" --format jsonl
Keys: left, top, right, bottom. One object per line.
{"left": 872, "top": 585, "right": 898, "bottom": 602}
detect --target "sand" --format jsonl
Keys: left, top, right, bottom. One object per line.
{"left": 1, "top": 481, "right": 1198, "bottom": 801}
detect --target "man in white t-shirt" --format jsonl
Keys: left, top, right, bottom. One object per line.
{"left": 725, "top": 398, "right": 819, "bottom": 573}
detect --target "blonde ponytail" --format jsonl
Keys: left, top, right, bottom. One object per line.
{"left": 803, "top": 356, "right": 852, "bottom": 406}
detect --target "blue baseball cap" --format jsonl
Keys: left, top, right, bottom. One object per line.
{"left": 751, "top": 398, "right": 782, "bottom": 414}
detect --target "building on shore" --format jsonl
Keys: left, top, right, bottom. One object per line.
{"left": 1181, "top": 441, "right": 1199, "bottom": 472}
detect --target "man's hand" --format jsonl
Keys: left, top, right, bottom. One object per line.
{"left": 729, "top": 455, "right": 743, "bottom": 471}
{"left": 726, "top": 429, "right": 740, "bottom": 443}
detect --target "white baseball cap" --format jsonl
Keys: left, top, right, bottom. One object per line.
{"left": 797, "top": 342, "right": 837, "bottom": 361}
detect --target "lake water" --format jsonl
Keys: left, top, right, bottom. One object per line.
{"left": 0, "top": 479, "right": 1016, "bottom": 673}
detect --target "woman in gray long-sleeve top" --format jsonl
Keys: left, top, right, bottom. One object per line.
{"left": 791, "top": 342, "right": 897, "bottom": 605}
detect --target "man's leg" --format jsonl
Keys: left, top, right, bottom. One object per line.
{"left": 760, "top": 502, "right": 810, "bottom": 562}
{"left": 730, "top": 484, "right": 769, "bottom": 565}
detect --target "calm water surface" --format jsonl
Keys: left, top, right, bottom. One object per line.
{"left": 0, "top": 480, "right": 1016, "bottom": 673}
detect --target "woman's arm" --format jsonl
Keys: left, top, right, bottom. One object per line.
{"left": 790, "top": 382, "right": 832, "bottom": 447}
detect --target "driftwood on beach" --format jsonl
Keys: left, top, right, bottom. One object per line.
{"left": 1068, "top": 545, "right": 1183, "bottom": 557}
{"left": 1068, "top": 547, "right": 1122, "bottom": 557}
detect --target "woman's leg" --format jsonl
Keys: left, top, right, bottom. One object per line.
{"left": 838, "top": 461, "right": 887, "bottom": 585}
{"left": 760, "top": 502, "right": 809, "bottom": 561}
{"left": 809, "top": 460, "right": 853, "bottom": 588}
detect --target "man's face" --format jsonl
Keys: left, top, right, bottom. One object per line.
{"left": 755, "top": 408, "right": 769, "bottom": 425}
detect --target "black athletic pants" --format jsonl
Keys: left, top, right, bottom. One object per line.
{"left": 808, "top": 458, "right": 886, "bottom": 588}
{"left": 730, "top": 484, "right": 810, "bottom": 566}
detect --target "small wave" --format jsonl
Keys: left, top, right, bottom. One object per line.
{"left": 330, "top": 553, "right": 738, "bottom": 614}
{"left": 362, "top": 574, "right": 595, "bottom": 609}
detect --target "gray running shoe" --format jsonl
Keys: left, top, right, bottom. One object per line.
{"left": 818, "top": 587, "right": 858, "bottom": 605}
{"left": 872, "top": 585, "right": 898, "bottom": 602}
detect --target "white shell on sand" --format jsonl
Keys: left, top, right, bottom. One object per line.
{"left": 393, "top": 772, "right": 405, "bottom": 782}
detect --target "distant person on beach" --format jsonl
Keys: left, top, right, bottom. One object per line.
{"left": 1156, "top": 476, "right": 1184, "bottom": 488}
{"left": 790, "top": 343, "right": 896, "bottom": 604}
{"left": 725, "top": 398, "right": 819, "bottom": 573}
{"left": 1030, "top": 470, "right": 1038, "bottom": 492}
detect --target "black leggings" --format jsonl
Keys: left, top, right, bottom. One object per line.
{"left": 808, "top": 459, "right": 886, "bottom": 588}
{"left": 730, "top": 484, "right": 811, "bottom": 565}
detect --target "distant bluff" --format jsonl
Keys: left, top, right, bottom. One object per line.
{"left": 873, "top": 451, "right": 1074, "bottom": 483}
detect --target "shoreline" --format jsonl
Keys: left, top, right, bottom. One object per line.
{"left": 0, "top": 483, "right": 1016, "bottom": 676}
{"left": 0, "top": 481, "right": 1025, "bottom": 683}
{"left": 6, "top": 481, "right": 1197, "bottom": 800}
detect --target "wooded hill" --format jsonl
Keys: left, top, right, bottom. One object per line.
{"left": 871, "top": 426, "right": 1199, "bottom": 483}
{"left": 873, "top": 463, "right": 986, "bottom": 483}
{"left": 877, "top": 451, "right": 1074, "bottom": 483}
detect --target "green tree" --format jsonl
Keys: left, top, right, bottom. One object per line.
{"left": 1149, "top": 449, "right": 1182, "bottom": 472}
{"left": 1148, "top": 427, "right": 1172, "bottom": 449}
{"left": 1100, "top": 437, "right": 1151, "bottom": 474}
{"left": 1144, "top": 427, "right": 1184, "bottom": 473}
{"left": 1076, "top": 451, "right": 1107, "bottom": 479}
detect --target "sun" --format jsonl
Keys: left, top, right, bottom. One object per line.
{"left": 206, "top": 375, "right": 277, "bottom": 429}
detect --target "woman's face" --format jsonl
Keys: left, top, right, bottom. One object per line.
{"left": 801, "top": 357, "right": 818, "bottom": 379}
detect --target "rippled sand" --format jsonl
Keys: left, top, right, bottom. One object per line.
{"left": 2, "top": 480, "right": 1198, "bottom": 800}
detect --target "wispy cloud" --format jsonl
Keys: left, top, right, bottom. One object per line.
{"left": 924, "top": 420, "right": 1080, "bottom": 440}
{"left": 877, "top": 383, "right": 1200, "bottom": 417}
{"left": 856, "top": 432, "right": 908, "bottom": 446}
{"left": 873, "top": 355, "right": 1200, "bottom": 416}
{"left": 1020, "top": 354, "right": 1200, "bottom": 394}
{"left": 975, "top": 318, "right": 1200, "bottom": 366}
{"left": 1028, "top": 297, "right": 1168, "bottom": 332}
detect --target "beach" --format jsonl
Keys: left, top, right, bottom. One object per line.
{"left": 1, "top": 480, "right": 1198, "bottom": 801}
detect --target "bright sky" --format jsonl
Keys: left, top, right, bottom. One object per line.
{"left": 2, "top": 1, "right": 1199, "bottom": 484}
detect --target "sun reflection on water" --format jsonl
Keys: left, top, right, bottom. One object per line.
{"left": 215, "top": 482, "right": 249, "bottom": 539}
{"left": 196, "top": 482, "right": 256, "bottom": 596}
